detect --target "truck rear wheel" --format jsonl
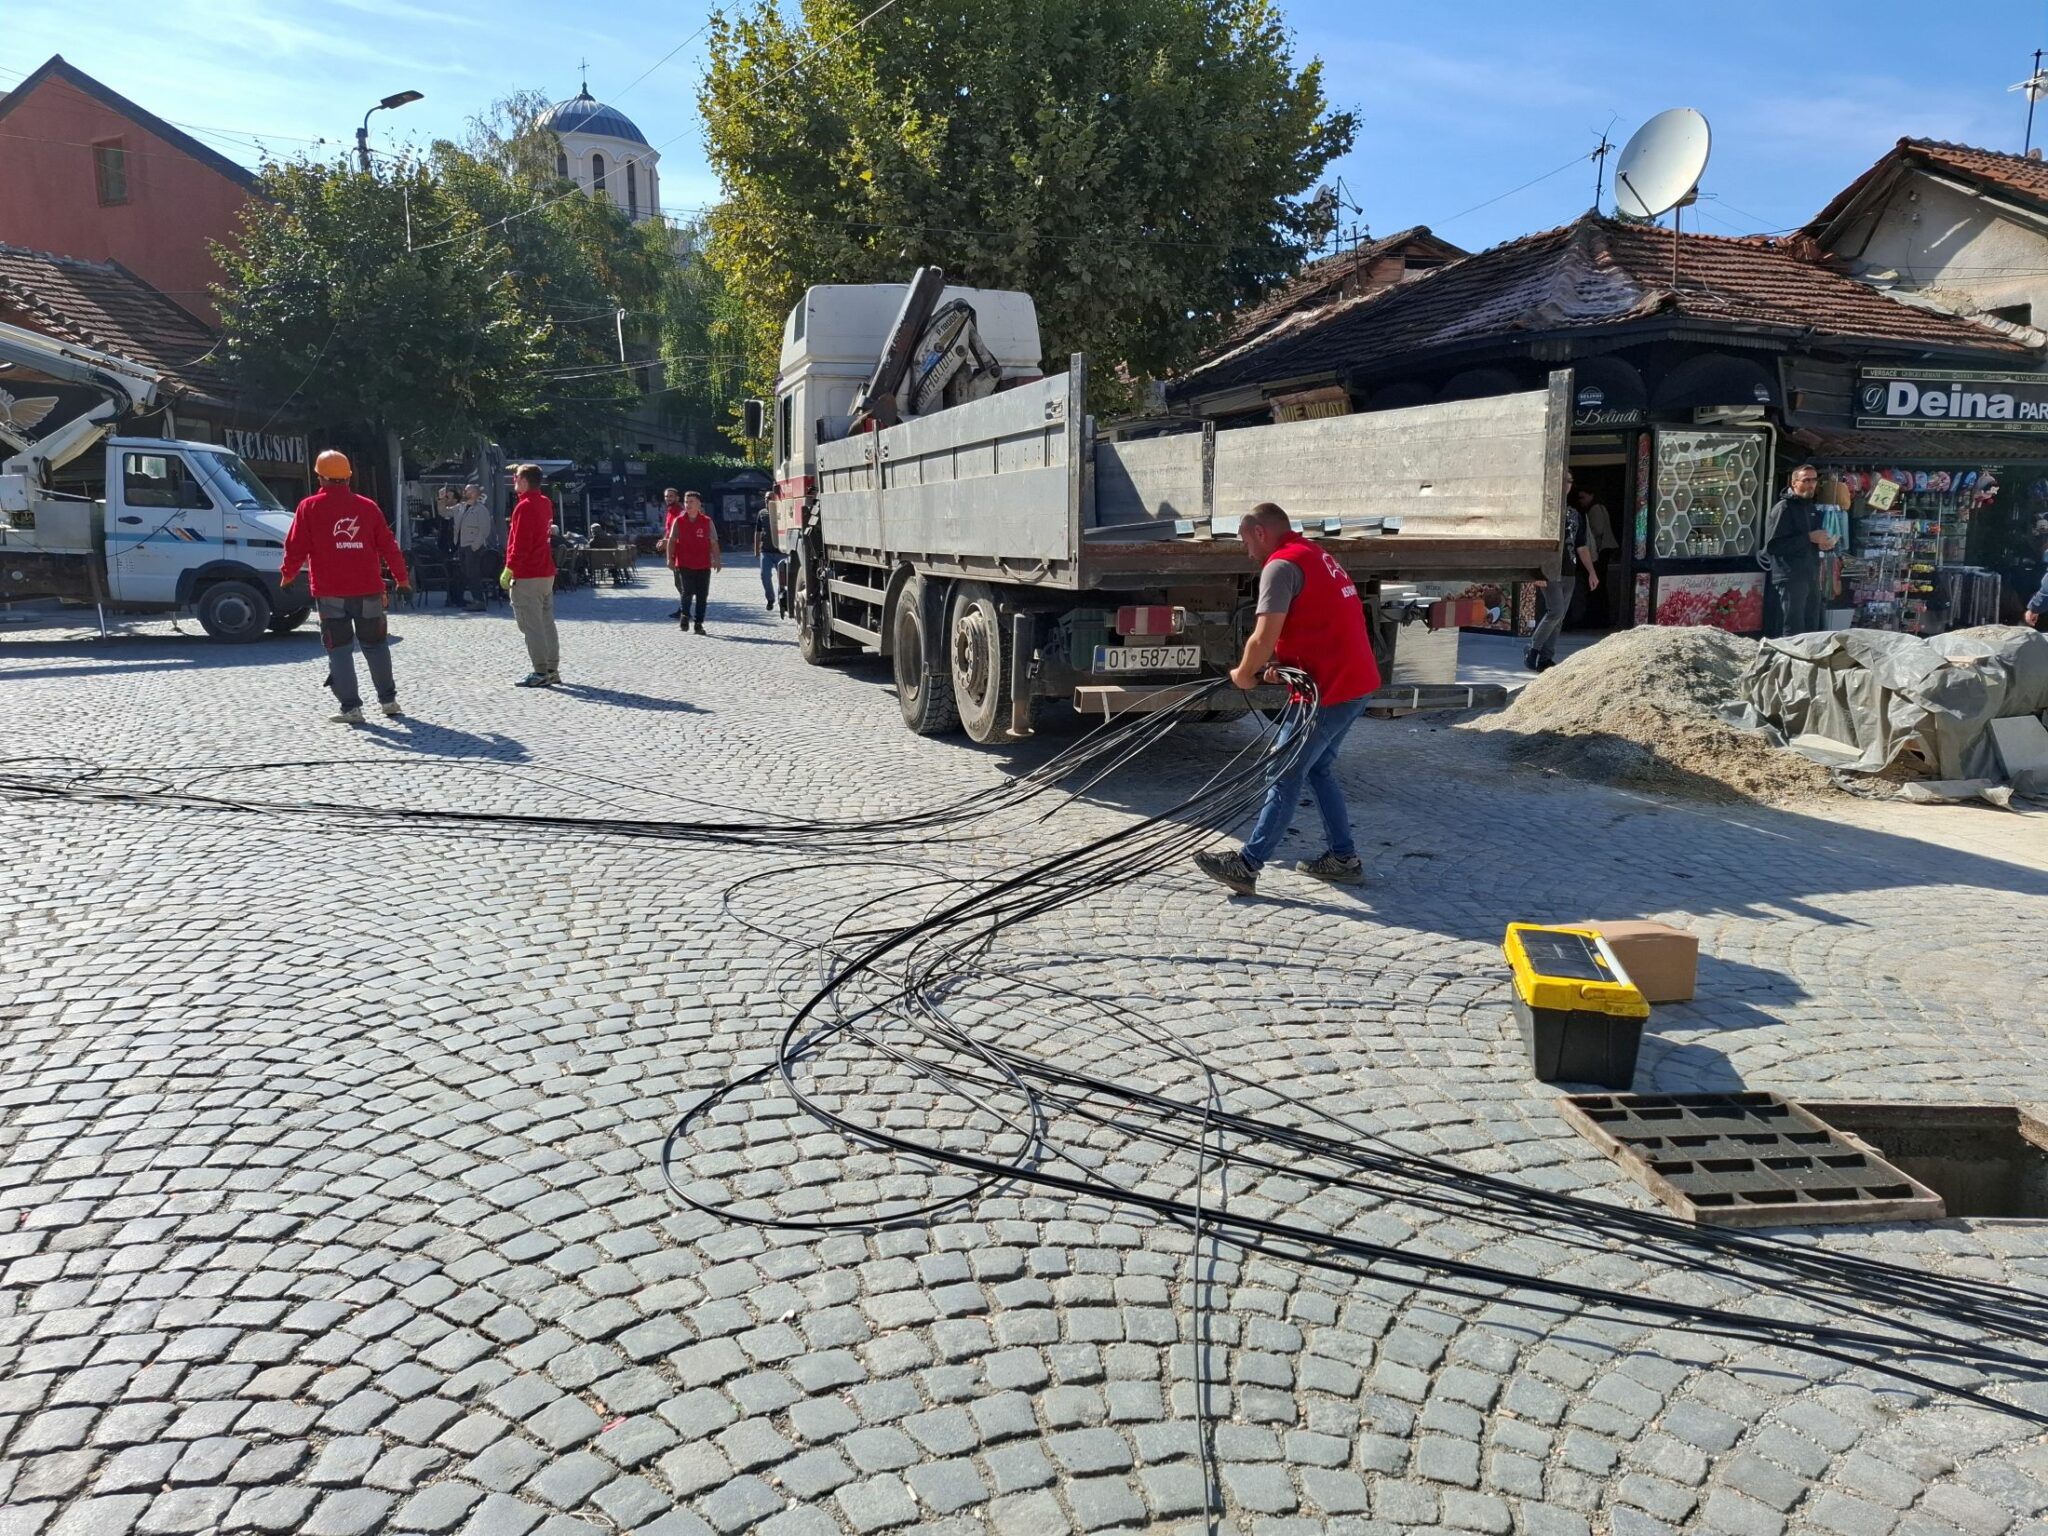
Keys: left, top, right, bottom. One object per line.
{"left": 795, "top": 552, "right": 838, "bottom": 666}
{"left": 893, "top": 577, "right": 958, "bottom": 735}
{"left": 949, "top": 581, "right": 1014, "bottom": 745}
{"left": 196, "top": 580, "right": 272, "bottom": 643}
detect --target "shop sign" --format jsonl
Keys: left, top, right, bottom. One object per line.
{"left": 223, "top": 428, "right": 309, "bottom": 467}
{"left": 1856, "top": 367, "right": 2048, "bottom": 432}
{"left": 1271, "top": 385, "right": 1351, "bottom": 423}
{"left": 1572, "top": 384, "right": 1643, "bottom": 428}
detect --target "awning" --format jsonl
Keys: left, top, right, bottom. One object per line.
{"left": 1568, "top": 355, "right": 1647, "bottom": 415}
{"left": 1652, "top": 352, "right": 1780, "bottom": 411}
{"left": 1789, "top": 427, "right": 2048, "bottom": 462}
{"left": 1438, "top": 367, "right": 1523, "bottom": 402}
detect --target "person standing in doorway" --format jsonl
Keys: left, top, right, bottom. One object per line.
{"left": 1525, "top": 470, "right": 1598, "bottom": 672}
{"left": 1573, "top": 485, "right": 1621, "bottom": 627}
{"left": 281, "top": 449, "right": 410, "bottom": 724}
{"left": 666, "top": 490, "right": 720, "bottom": 634}
{"left": 754, "top": 502, "right": 784, "bottom": 614}
{"left": 451, "top": 482, "right": 491, "bottom": 613}
{"left": 1193, "top": 502, "right": 1382, "bottom": 898}
{"left": 504, "top": 464, "right": 560, "bottom": 686}
{"left": 1762, "top": 463, "right": 1834, "bottom": 638}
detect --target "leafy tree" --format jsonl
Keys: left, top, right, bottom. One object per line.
{"left": 213, "top": 159, "right": 547, "bottom": 461}
{"left": 700, "top": 0, "right": 1355, "bottom": 407}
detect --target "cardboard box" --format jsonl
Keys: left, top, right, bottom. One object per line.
{"left": 1572, "top": 920, "right": 1698, "bottom": 1004}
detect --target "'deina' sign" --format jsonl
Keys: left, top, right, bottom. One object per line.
{"left": 1857, "top": 366, "right": 2048, "bottom": 432}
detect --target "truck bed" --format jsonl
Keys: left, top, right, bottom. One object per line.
{"left": 811, "top": 359, "right": 1568, "bottom": 588}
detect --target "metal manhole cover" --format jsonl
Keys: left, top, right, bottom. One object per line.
{"left": 1557, "top": 1091, "right": 1946, "bottom": 1227}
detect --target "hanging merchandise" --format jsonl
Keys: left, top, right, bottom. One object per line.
{"left": 1819, "top": 463, "right": 1997, "bottom": 635}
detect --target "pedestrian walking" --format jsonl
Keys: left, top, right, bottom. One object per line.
{"left": 1193, "top": 502, "right": 1382, "bottom": 898}
{"left": 1761, "top": 463, "right": 1835, "bottom": 638}
{"left": 658, "top": 488, "right": 687, "bottom": 617}
{"left": 754, "top": 502, "right": 784, "bottom": 614}
{"left": 1525, "top": 470, "right": 1598, "bottom": 671}
{"left": 665, "top": 489, "right": 720, "bottom": 634}
{"left": 451, "top": 482, "right": 491, "bottom": 613}
{"left": 503, "top": 463, "right": 560, "bottom": 687}
{"left": 280, "top": 449, "right": 411, "bottom": 724}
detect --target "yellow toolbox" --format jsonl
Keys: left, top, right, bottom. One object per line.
{"left": 1503, "top": 924, "right": 1651, "bottom": 1088}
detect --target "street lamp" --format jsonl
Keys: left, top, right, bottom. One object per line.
{"left": 356, "top": 90, "right": 424, "bottom": 172}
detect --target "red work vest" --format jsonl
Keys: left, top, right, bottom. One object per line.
{"left": 1268, "top": 535, "right": 1381, "bottom": 707}
{"left": 667, "top": 509, "right": 716, "bottom": 570}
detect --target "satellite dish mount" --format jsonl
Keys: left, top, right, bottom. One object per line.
{"left": 1612, "top": 107, "right": 1712, "bottom": 286}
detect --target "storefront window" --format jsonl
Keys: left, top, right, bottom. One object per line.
{"left": 1652, "top": 430, "right": 1767, "bottom": 559}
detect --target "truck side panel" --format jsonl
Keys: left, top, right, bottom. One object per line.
{"left": 1094, "top": 374, "right": 1568, "bottom": 550}
{"left": 814, "top": 369, "right": 1083, "bottom": 581}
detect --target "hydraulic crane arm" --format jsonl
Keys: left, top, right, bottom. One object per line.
{"left": 0, "top": 318, "right": 163, "bottom": 487}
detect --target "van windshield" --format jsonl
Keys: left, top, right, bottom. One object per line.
{"left": 197, "top": 451, "right": 287, "bottom": 510}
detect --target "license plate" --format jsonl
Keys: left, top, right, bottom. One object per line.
{"left": 1092, "top": 643, "right": 1203, "bottom": 674}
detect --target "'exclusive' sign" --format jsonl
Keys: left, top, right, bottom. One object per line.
{"left": 1856, "top": 366, "right": 2048, "bottom": 432}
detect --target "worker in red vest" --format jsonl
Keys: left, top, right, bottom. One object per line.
{"left": 664, "top": 489, "right": 721, "bottom": 635}
{"left": 280, "top": 449, "right": 410, "bottom": 725}
{"left": 1195, "top": 501, "right": 1381, "bottom": 897}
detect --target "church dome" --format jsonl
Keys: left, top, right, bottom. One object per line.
{"left": 537, "top": 88, "right": 649, "bottom": 147}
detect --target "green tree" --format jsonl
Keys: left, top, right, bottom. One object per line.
{"left": 700, "top": 0, "right": 1354, "bottom": 407}
{"left": 213, "top": 159, "right": 548, "bottom": 460}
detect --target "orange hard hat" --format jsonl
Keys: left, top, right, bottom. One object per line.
{"left": 314, "top": 449, "right": 351, "bottom": 480}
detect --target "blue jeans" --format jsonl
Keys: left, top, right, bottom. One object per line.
{"left": 1241, "top": 695, "right": 1368, "bottom": 871}
{"left": 760, "top": 551, "right": 784, "bottom": 606}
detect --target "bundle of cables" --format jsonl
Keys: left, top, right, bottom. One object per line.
{"left": 6, "top": 675, "right": 2047, "bottom": 1454}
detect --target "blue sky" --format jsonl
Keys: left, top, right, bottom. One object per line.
{"left": 5, "top": 0, "right": 2047, "bottom": 255}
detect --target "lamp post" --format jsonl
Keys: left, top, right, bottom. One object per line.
{"left": 356, "top": 89, "right": 424, "bottom": 172}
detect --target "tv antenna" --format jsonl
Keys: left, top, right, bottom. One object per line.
{"left": 1590, "top": 114, "right": 1619, "bottom": 206}
{"left": 2011, "top": 49, "right": 2047, "bottom": 153}
{"left": 1612, "top": 107, "right": 1711, "bottom": 287}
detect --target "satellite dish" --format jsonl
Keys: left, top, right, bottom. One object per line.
{"left": 1613, "top": 108, "right": 1711, "bottom": 220}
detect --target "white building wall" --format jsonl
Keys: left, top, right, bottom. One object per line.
{"left": 1837, "top": 173, "right": 2048, "bottom": 324}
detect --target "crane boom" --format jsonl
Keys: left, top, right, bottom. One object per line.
{"left": 0, "top": 318, "right": 164, "bottom": 491}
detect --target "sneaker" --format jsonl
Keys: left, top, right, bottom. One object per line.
{"left": 330, "top": 706, "right": 365, "bottom": 725}
{"left": 766, "top": 599, "right": 775, "bottom": 611}
{"left": 1522, "top": 649, "right": 1539, "bottom": 671}
{"left": 694, "top": 623, "right": 707, "bottom": 636}
{"left": 1193, "top": 849, "right": 1257, "bottom": 896}
{"left": 516, "top": 672, "right": 549, "bottom": 688}
{"left": 1301, "top": 852, "right": 1364, "bottom": 885}
{"left": 679, "top": 616, "right": 689, "bottom": 631}
{"left": 380, "top": 700, "right": 405, "bottom": 718}
{"left": 543, "top": 671, "right": 561, "bottom": 686}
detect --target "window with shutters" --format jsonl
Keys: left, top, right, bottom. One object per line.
{"left": 591, "top": 153, "right": 606, "bottom": 195}
{"left": 627, "top": 161, "right": 638, "bottom": 218}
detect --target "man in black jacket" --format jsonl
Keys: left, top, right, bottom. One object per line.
{"left": 1763, "top": 464, "right": 1835, "bottom": 638}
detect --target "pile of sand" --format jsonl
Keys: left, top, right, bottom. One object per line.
{"left": 1463, "top": 626, "right": 1834, "bottom": 802}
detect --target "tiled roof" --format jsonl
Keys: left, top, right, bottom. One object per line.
{"left": 0, "top": 243, "right": 235, "bottom": 404}
{"left": 1223, "top": 227, "right": 1464, "bottom": 346}
{"left": 1809, "top": 138, "right": 2048, "bottom": 233}
{"left": 1174, "top": 213, "right": 2037, "bottom": 402}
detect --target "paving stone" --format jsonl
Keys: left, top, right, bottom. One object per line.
{"left": 391, "top": 1482, "right": 486, "bottom": 1533}
{"left": 225, "top": 1486, "right": 319, "bottom": 1534}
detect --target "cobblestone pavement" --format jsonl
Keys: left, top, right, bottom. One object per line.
{"left": 2, "top": 571, "right": 2046, "bottom": 1536}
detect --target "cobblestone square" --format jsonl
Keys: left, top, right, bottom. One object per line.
{"left": 2, "top": 573, "right": 2045, "bottom": 1535}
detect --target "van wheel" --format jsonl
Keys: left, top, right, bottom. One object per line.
{"left": 949, "top": 581, "right": 1013, "bottom": 744}
{"left": 197, "top": 580, "right": 272, "bottom": 642}
{"left": 268, "top": 606, "right": 311, "bottom": 634}
{"left": 893, "top": 576, "right": 958, "bottom": 735}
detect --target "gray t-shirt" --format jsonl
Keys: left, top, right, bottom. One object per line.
{"left": 1256, "top": 559, "right": 1303, "bottom": 616}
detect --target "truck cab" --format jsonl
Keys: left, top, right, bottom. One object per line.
{"left": 5, "top": 437, "right": 308, "bottom": 640}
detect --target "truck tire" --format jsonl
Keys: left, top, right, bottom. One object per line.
{"left": 795, "top": 552, "right": 838, "bottom": 666}
{"left": 893, "top": 577, "right": 958, "bottom": 735}
{"left": 196, "top": 580, "right": 272, "bottom": 643}
{"left": 948, "top": 581, "right": 1014, "bottom": 744}
{"left": 268, "top": 606, "right": 311, "bottom": 634}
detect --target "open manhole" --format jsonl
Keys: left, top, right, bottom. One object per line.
{"left": 1557, "top": 1092, "right": 1945, "bottom": 1227}
{"left": 1803, "top": 1103, "right": 2048, "bottom": 1220}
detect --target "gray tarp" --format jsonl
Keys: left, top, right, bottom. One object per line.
{"left": 1731, "top": 626, "right": 2048, "bottom": 787}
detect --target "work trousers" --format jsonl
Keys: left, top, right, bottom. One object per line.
{"left": 510, "top": 577, "right": 559, "bottom": 674}
{"left": 318, "top": 594, "right": 395, "bottom": 710}
{"left": 1241, "top": 695, "right": 1369, "bottom": 872}
{"left": 674, "top": 566, "right": 711, "bottom": 625}
{"left": 759, "top": 551, "right": 783, "bottom": 608}
{"left": 457, "top": 545, "right": 488, "bottom": 609}
{"left": 1768, "top": 564, "right": 1824, "bottom": 638}
{"left": 1528, "top": 576, "right": 1577, "bottom": 661}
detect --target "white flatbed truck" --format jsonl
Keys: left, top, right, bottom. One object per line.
{"left": 768, "top": 274, "right": 1569, "bottom": 741}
